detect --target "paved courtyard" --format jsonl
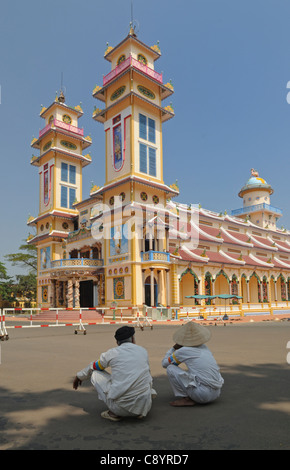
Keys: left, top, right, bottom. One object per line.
{"left": 1, "top": 319, "right": 290, "bottom": 451}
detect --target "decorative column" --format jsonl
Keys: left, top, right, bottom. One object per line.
{"left": 157, "top": 270, "right": 161, "bottom": 304}
{"left": 260, "top": 282, "right": 263, "bottom": 304}
{"left": 166, "top": 269, "right": 170, "bottom": 307}
{"left": 246, "top": 280, "right": 250, "bottom": 303}
{"left": 74, "top": 280, "right": 80, "bottom": 308}
{"left": 149, "top": 227, "right": 153, "bottom": 251}
{"left": 284, "top": 280, "right": 288, "bottom": 302}
{"left": 171, "top": 264, "right": 180, "bottom": 306}
{"left": 274, "top": 280, "right": 277, "bottom": 302}
{"left": 212, "top": 278, "right": 215, "bottom": 304}
{"left": 165, "top": 227, "right": 169, "bottom": 252}
{"left": 67, "top": 279, "right": 73, "bottom": 308}
{"left": 150, "top": 268, "right": 154, "bottom": 307}
{"left": 142, "top": 269, "right": 146, "bottom": 305}
{"left": 238, "top": 276, "right": 242, "bottom": 301}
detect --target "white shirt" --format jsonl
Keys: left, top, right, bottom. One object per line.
{"left": 77, "top": 342, "right": 155, "bottom": 415}
{"left": 162, "top": 345, "right": 224, "bottom": 390}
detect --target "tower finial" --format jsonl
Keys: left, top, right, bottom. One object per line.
{"left": 57, "top": 72, "right": 66, "bottom": 103}
{"left": 129, "top": 0, "right": 138, "bottom": 36}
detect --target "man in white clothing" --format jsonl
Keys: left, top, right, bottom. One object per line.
{"left": 162, "top": 322, "right": 224, "bottom": 407}
{"left": 73, "top": 326, "right": 156, "bottom": 421}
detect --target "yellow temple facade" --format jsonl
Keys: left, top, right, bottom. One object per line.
{"left": 27, "top": 27, "right": 290, "bottom": 318}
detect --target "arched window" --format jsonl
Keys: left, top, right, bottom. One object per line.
{"left": 137, "top": 53, "right": 147, "bottom": 65}
{"left": 117, "top": 54, "right": 126, "bottom": 65}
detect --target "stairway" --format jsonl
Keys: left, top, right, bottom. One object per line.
{"left": 32, "top": 309, "right": 103, "bottom": 323}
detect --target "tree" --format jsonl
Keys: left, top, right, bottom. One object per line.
{"left": 14, "top": 272, "right": 37, "bottom": 307}
{"left": 0, "top": 261, "right": 6, "bottom": 279}
{"left": 4, "top": 242, "right": 37, "bottom": 306}
{"left": 4, "top": 243, "right": 37, "bottom": 273}
{"left": 0, "top": 261, "right": 16, "bottom": 304}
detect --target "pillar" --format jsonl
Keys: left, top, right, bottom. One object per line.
{"left": 142, "top": 269, "right": 146, "bottom": 304}
{"left": 166, "top": 269, "right": 170, "bottom": 307}
{"left": 165, "top": 227, "right": 169, "bottom": 252}
{"left": 246, "top": 280, "right": 250, "bottom": 303}
{"left": 212, "top": 278, "right": 215, "bottom": 304}
{"left": 67, "top": 279, "right": 73, "bottom": 308}
{"left": 74, "top": 280, "right": 80, "bottom": 308}
{"left": 157, "top": 270, "right": 161, "bottom": 304}
{"left": 150, "top": 268, "right": 154, "bottom": 307}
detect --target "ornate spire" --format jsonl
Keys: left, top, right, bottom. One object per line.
{"left": 58, "top": 90, "right": 65, "bottom": 103}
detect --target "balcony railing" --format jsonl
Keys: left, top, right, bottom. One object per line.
{"left": 39, "top": 119, "right": 84, "bottom": 139}
{"left": 51, "top": 258, "right": 103, "bottom": 269}
{"left": 231, "top": 203, "right": 283, "bottom": 217}
{"left": 141, "top": 251, "right": 170, "bottom": 262}
{"left": 103, "top": 56, "right": 163, "bottom": 87}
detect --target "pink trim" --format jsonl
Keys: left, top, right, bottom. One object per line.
{"left": 103, "top": 56, "right": 162, "bottom": 87}
{"left": 39, "top": 119, "right": 84, "bottom": 139}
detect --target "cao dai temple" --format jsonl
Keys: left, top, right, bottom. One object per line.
{"left": 27, "top": 27, "right": 290, "bottom": 318}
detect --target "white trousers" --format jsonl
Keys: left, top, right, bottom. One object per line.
{"left": 91, "top": 370, "right": 143, "bottom": 417}
{"left": 166, "top": 365, "right": 221, "bottom": 404}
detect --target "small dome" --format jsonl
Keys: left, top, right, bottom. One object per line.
{"left": 238, "top": 171, "right": 273, "bottom": 198}
{"left": 246, "top": 176, "right": 267, "bottom": 186}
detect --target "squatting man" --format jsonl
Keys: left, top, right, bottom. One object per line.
{"left": 73, "top": 322, "right": 224, "bottom": 420}
{"left": 73, "top": 325, "right": 156, "bottom": 421}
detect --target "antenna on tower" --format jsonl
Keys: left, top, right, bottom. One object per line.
{"left": 129, "top": 0, "right": 139, "bottom": 36}
{"left": 58, "top": 72, "right": 66, "bottom": 103}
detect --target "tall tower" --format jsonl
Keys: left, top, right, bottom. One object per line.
{"left": 91, "top": 26, "right": 179, "bottom": 308}
{"left": 27, "top": 92, "right": 92, "bottom": 306}
{"left": 231, "top": 169, "right": 283, "bottom": 230}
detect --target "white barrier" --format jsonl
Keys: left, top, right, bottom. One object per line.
{"left": 0, "top": 306, "right": 160, "bottom": 339}
{"left": 0, "top": 309, "right": 9, "bottom": 340}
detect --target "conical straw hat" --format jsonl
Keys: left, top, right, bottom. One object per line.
{"left": 173, "top": 321, "right": 211, "bottom": 347}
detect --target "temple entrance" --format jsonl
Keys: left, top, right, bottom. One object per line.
{"left": 144, "top": 276, "right": 158, "bottom": 306}
{"left": 80, "top": 280, "right": 94, "bottom": 307}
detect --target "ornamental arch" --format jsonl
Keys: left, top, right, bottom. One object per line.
{"left": 180, "top": 268, "right": 199, "bottom": 305}
{"left": 214, "top": 270, "right": 230, "bottom": 305}
{"left": 249, "top": 272, "right": 260, "bottom": 303}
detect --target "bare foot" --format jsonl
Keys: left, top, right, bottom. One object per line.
{"left": 170, "top": 397, "right": 195, "bottom": 407}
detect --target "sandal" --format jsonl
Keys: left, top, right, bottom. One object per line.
{"left": 101, "top": 410, "right": 122, "bottom": 422}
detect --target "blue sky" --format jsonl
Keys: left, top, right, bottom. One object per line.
{"left": 1, "top": 0, "right": 290, "bottom": 276}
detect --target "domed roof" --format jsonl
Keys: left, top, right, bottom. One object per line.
{"left": 246, "top": 176, "right": 267, "bottom": 186}
{"left": 238, "top": 170, "right": 273, "bottom": 197}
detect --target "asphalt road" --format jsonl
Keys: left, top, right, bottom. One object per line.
{"left": 1, "top": 320, "right": 290, "bottom": 451}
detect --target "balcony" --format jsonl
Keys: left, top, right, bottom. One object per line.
{"left": 39, "top": 119, "right": 84, "bottom": 139}
{"left": 50, "top": 258, "right": 103, "bottom": 269}
{"left": 141, "top": 251, "right": 170, "bottom": 263}
{"left": 231, "top": 203, "right": 283, "bottom": 217}
{"left": 103, "top": 56, "right": 163, "bottom": 87}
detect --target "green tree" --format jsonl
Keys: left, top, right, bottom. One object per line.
{"left": 4, "top": 242, "right": 37, "bottom": 306}
{"left": 5, "top": 243, "right": 37, "bottom": 273}
{"left": 0, "top": 261, "right": 6, "bottom": 279}
{"left": 0, "top": 261, "right": 16, "bottom": 304}
{"left": 14, "top": 272, "right": 37, "bottom": 307}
